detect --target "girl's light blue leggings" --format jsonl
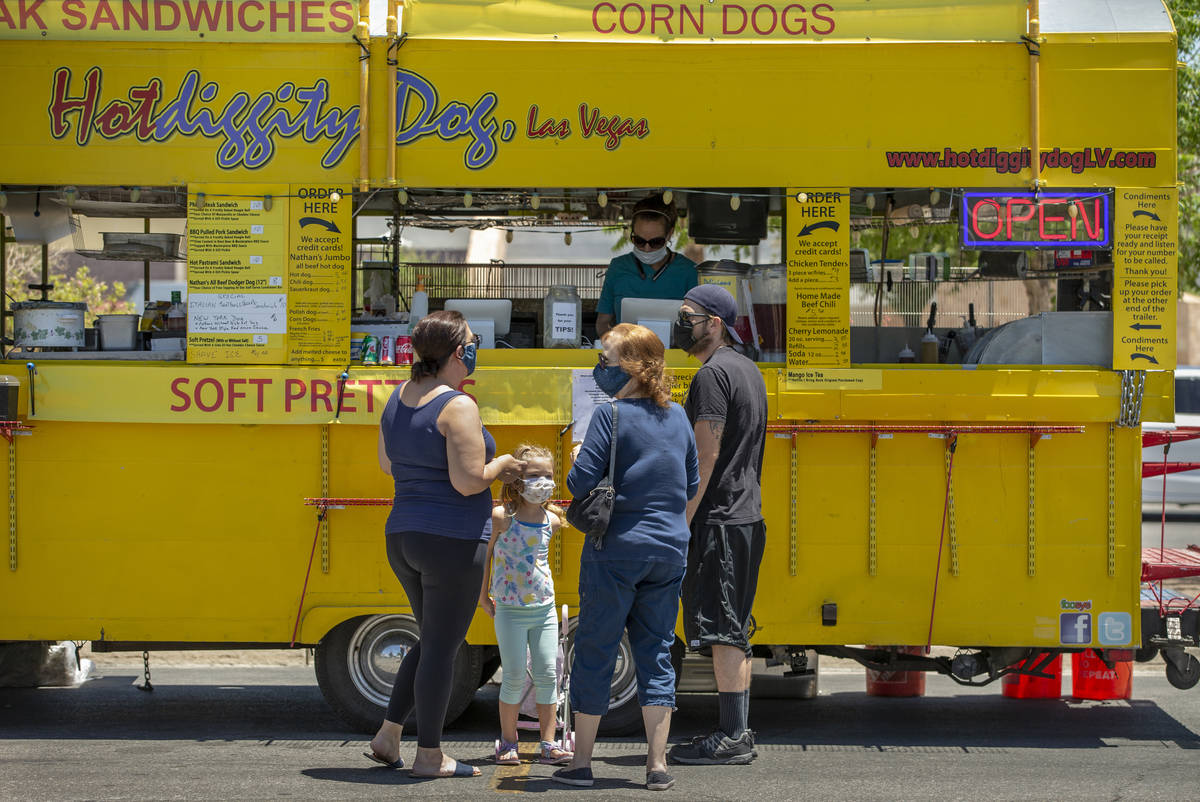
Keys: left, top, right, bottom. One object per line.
{"left": 494, "top": 601, "right": 559, "bottom": 706}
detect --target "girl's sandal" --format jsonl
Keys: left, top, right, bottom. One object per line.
{"left": 494, "top": 739, "right": 521, "bottom": 765}
{"left": 539, "top": 740, "right": 573, "bottom": 765}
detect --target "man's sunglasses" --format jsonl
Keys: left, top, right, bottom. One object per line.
{"left": 464, "top": 333, "right": 482, "bottom": 347}
{"left": 631, "top": 234, "right": 668, "bottom": 249}
{"left": 677, "top": 311, "right": 713, "bottom": 327}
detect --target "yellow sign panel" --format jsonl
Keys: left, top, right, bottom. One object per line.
{"left": 1112, "top": 187, "right": 1177, "bottom": 371}
{"left": 287, "top": 183, "right": 351, "bottom": 365}
{"left": 785, "top": 188, "right": 850, "bottom": 383}
{"left": 187, "top": 184, "right": 289, "bottom": 364}
{"left": 0, "top": 0, "right": 358, "bottom": 41}
{"left": 404, "top": 0, "right": 1026, "bottom": 43}
{"left": 387, "top": 39, "right": 1175, "bottom": 189}
{"left": 0, "top": 38, "right": 1177, "bottom": 187}
{"left": 785, "top": 368, "right": 882, "bottom": 390}
{"left": 0, "top": 41, "right": 360, "bottom": 185}
{"left": 3, "top": 364, "right": 571, "bottom": 426}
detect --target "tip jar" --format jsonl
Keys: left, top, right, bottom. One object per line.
{"left": 543, "top": 285, "right": 582, "bottom": 348}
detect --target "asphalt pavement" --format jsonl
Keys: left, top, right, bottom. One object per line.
{"left": 2, "top": 664, "right": 1199, "bottom": 801}
{"left": 0, "top": 513, "right": 1195, "bottom": 800}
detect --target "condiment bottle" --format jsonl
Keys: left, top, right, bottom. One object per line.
{"left": 920, "top": 330, "right": 939, "bottom": 363}
{"left": 898, "top": 344, "right": 916, "bottom": 363}
{"left": 167, "top": 291, "right": 186, "bottom": 332}
{"left": 409, "top": 276, "right": 429, "bottom": 326}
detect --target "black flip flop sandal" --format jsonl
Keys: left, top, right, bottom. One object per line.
{"left": 362, "top": 751, "right": 404, "bottom": 769}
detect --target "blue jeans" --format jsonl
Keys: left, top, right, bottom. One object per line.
{"left": 570, "top": 559, "right": 685, "bottom": 716}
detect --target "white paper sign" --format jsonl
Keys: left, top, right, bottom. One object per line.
{"left": 571, "top": 369, "right": 612, "bottom": 444}
{"left": 188, "top": 293, "right": 287, "bottom": 334}
{"left": 552, "top": 302, "right": 578, "bottom": 339}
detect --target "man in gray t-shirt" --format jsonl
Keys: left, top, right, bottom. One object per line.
{"left": 668, "top": 282, "right": 768, "bottom": 767}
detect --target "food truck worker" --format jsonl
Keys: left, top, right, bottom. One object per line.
{"left": 669, "top": 284, "right": 768, "bottom": 767}
{"left": 594, "top": 194, "right": 698, "bottom": 337}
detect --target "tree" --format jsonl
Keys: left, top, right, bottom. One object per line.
{"left": 1168, "top": 0, "right": 1200, "bottom": 292}
{"left": 3, "top": 242, "right": 134, "bottom": 323}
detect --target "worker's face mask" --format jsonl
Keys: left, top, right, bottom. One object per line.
{"left": 632, "top": 244, "right": 668, "bottom": 265}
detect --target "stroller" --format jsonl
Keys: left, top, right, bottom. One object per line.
{"left": 511, "top": 604, "right": 575, "bottom": 751}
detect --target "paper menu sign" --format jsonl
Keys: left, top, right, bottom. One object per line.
{"left": 1112, "top": 188, "right": 1177, "bottom": 370}
{"left": 784, "top": 187, "right": 851, "bottom": 385}
{"left": 571, "top": 369, "right": 611, "bottom": 444}
{"left": 187, "top": 182, "right": 350, "bottom": 365}
{"left": 187, "top": 183, "right": 288, "bottom": 363}
{"left": 286, "top": 183, "right": 350, "bottom": 365}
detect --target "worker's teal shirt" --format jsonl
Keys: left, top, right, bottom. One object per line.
{"left": 596, "top": 252, "right": 699, "bottom": 322}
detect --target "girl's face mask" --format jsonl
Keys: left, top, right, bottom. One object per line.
{"left": 520, "top": 476, "right": 555, "bottom": 505}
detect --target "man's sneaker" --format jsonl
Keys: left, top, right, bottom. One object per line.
{"left": 668, "top": 729, "right": 756, "bottom": 765}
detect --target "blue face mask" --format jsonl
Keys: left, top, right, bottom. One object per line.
{"left": 460, "top": 342, "right": 477, "bottom": 375}
{"left": 593, "top": 362, "right": 630, "bottom": 397}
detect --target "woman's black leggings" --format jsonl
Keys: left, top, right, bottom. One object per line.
{"left": 384, "top": 530, "right": 487, "bottom": 748}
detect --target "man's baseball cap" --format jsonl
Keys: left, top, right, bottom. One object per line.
{"left": 683, "top": 283, "right": 743, "bottom": 345}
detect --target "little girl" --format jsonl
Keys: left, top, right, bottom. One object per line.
{"left": 480, "top": 444, "right": 573, "bottom": 766}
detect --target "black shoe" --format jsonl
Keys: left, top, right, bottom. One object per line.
{"left": 668, "top": 729, "right": 756, "bottom": 765}
{"left": 646, "top": 770, "right": 675, "bottom": 790}
{"left": 551, "top": 766, "right": 594, "bottom": 787}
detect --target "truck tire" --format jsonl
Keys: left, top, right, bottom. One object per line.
{"left": 314, "top": 614, "right": 482, "bottom": 734}
{"left": 563, "top": 616, "right": 642, "bottom": 736}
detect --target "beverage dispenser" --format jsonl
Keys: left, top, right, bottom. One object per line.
{"left": 695, "top": 260, "right": 753, "bottom": 346}
{"left": 749, "top": 265, "right": 787, "bottom": 362}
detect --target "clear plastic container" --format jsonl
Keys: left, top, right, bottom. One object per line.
{"left": 543, "top": 285, "right": 582, "bottom": 348}
{"left": 748, "top": 264, "right": 786, "bottom": 361}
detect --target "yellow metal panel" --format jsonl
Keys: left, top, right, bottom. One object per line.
{"left": 1038, "top": 40, "right": 1177, "bottom": 186}
{"left": 0, "top": 365, "right": 1153, "bottom": 652}
{"left": 777, "top": 367, "right": 1173, "bottom": 422}
{"left": 0, "top": 1, "right": 360, "bottom": 42}
{"left": 403, "top": 0, "right": 1027, "bottom": 43}
{"left": 0, "top": 42, "right": 360, "bottom": 185}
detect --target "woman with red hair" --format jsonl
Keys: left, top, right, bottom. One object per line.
{"left": 553, "top": 324, "right": 699, "bottom": 792}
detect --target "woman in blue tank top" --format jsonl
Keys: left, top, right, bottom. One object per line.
{"left": 365, "top": 311, "right": 525, "bottom": 779}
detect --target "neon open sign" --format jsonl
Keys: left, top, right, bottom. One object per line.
{"left": 960, "top": 190, "right": 1112, "bottom": 249}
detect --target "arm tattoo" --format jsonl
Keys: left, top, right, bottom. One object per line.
{"left": 706, "top": 419, "right": 725, "bottom": 440}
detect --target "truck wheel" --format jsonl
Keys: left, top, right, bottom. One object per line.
{"left": 564, "top": 616, "right": 642, "bottom": 736}
{"left": 1164, "top": 653, "right": 1200, "bottom": 690}
{"left": 314, "top": 615, "right": 482, "bottom": 733}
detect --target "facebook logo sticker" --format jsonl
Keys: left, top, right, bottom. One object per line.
{"left": 1097, "top": 612, "right": 1132, "bottom": 646}
{"left": 1060, "top": 612, "right": 1092, "bottom": 644}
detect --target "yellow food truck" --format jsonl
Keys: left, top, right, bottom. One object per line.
{"left": 0, "top": 0, "right": 1191, "bottom": 733}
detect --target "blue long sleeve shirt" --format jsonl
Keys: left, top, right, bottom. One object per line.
{"left": 567, "top": 398, "right": 699, "bottom": 566}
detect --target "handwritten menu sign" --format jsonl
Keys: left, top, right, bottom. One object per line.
{"left": 785, "top": 188, "right": 851, "bottom": 386}
{"left": 287, "top": 184, "right": 350, "bottom": 365}
{"left": 1112, "top": 188, "right": 1177, "bottom": 371}
{"left": 188, "top": 183, "right": 288, "bottom": 363}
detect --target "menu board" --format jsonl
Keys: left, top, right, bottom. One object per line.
{"left": 785, "top": 188, "right": 851, "bottom": 385}
{"left": 188, "top": 183, "right": 288, "bottom": 363}
{"left": 287, "top": 184, "right": 350, "bottom": 364}
{"left": 1112, "top": 188, "right": 1177, "bottom": 371}
{"left": 187, "top": 183, "right": 350, "bottom": 365}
